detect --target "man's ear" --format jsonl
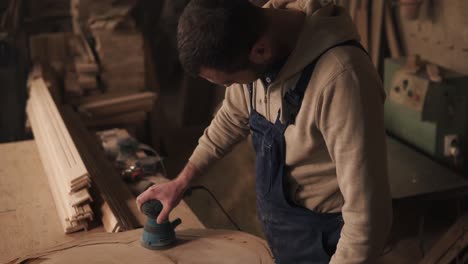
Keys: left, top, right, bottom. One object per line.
{"left": 249, "top": 35, "right": 272, "bottom": 65}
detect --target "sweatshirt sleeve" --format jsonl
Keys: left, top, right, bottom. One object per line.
{"left": 189, "top": 84, "right": 251, "bottom": 172}
{"left": 316, "top": 66, "right": 392, "bottom": 263}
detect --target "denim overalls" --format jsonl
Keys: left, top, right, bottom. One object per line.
{"left": 248, "top": 40, "right": 366, "bottom": 264}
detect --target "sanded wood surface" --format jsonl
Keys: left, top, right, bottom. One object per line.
{"left": 1, "top": 140, "right": 204, "bottom": 263}
{"left": 13, "top": 229, "right": 273, "bottom": 264}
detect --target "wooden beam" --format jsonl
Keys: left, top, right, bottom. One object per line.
{"left": 419, "top": 214, "right": 468, "bottom": 264}
{"left": 370, "top": 0, "right": 385, "bottom": 67}
{"left": 78, "top": 91, "right": 157, "bottom": 118}
{"left": 385, "top": 0, "right": 402, "bottom": 58}
{"left": 355, "top": 0, "right": 369, "bottom": 50}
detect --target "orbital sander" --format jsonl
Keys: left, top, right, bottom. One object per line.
{"left": 140, "top": 199, "right": 182, "bottom": 250}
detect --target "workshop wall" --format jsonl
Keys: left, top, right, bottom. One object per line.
{"left": 397, "top": 0, "right": 468, "bottom": 75}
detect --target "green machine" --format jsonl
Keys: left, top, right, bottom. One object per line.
{"left": 384, "top": 58, "right": 468, "bottom": 172}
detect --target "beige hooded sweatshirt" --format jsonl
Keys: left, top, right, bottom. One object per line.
{"left": 189, "top": 0, "right": 393, "bottom": 263}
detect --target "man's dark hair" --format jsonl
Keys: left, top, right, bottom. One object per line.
{"left": 177, "top": 0, "right": 266, "bottom": 75}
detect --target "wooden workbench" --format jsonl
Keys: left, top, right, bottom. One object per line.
{"left": 0, "top": 140, "right": 204, "bottom": 263}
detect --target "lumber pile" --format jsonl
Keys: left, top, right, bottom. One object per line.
{"left": 29, "top": 32, "right": 100, "bottom": 99}
{"left": 26, "top": 73, "right": 93, "bottom": 234}
{"left": 64, "top": 34, "right": 100, "bottom": 98}
{"left": 88, "top": 5, "right": 145, "bottom": 93}
{"left": 69, "top": 19, "right": 155, "bottom": 128}
{"left": 27, "top": 67, "right": 145, "bottom": 233}
{"left": 61, "top": 106, "right": 144, "bottom": 232}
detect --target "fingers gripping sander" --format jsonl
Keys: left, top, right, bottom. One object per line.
{"left": 140, "top": 200, "right": 182, "bottom": 250}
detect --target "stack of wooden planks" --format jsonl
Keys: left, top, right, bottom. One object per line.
{"left": 87, "top": 6, "right": 145, "bottom": 93}
{"left": 65, "top": 34, "right": 100, "bottom": 98}
{"left": 61, "top": 106, "right": 144, "bottom": 232}
{"left": 419, "top": 213, "right": 468, "bottom": 264}
{"left": 27, "top": 67, "right": 145, "bottom": 233}
{"left": 26, "top": 74, "right": 94, "bottom": 234}
{"left": 29, "top": 32, "right": 100, "bottom": 98}
{"left": 28, "top": 31, "right": 155, "bottom": 129}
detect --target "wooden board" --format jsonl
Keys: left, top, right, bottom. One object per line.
{"left": 12, "top": 229, "right": 273, "bottom": 264}
{"left": 61, "top": 106, "right": 143, "bottom": 231}
{"left": 419, "top": 214, "right": 468, "bottom": 264}
{"left": 91, "top": 29, "right": 145, "bottom": 92}
{"left": 83, "top": 111, "right": 147, "bottom": 128}
{"left": 0, "top": 141, "right": 102, "bottom": 263}
{"left": 28, "top": 78, "right": 90, "bottom": 192}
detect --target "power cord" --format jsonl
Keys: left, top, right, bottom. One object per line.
{"left": 185, "top": 185, "right": 242, "bottom": 231}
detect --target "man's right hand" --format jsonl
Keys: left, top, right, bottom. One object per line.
{"left": 136, "top": 162, "right": 200, "bottom": 224}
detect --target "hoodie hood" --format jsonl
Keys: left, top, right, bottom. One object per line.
{"left": 264, "top": 0, "right": 360, "bottom": 82}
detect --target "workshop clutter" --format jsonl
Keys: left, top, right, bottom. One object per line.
{"left": 28, "top": 1, "right": 156, "bottom": 132}
{"left": 97, "top": 128, "right": 166, "bottom": 196}
{"left": 27, "top": 70, "right": 93, "bottom": 233}
{"left": 25, "top": 0, "right": 157, "bottom": 234}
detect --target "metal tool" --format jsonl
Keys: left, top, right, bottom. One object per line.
{"left": 140, "top": 199, "right": 181, "bottom": 250}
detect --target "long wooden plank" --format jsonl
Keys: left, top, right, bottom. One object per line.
{"left": 83, "top": 111, "right": 147, "bottom": 128}
{"left": 29, "top": 94, "right": 75, "bottom": 218}
{"left": 27, "top": 102, "right": 71, "bottom": 233}
{"left": 33, "top": 78, "right": 89, "bottom": 186}
{"left": 61, "top": 106, "right": 142, "bottom": 231}
{"left": 27, "top": 75, "right": 94, "bottom": 233}
{"left": 355, "top": 0, "right": 369, "bottom": 50}
{"left": 384, "top": 0, "right": 402, "bottom": 58}
{"left": 31, "top": 84, "right": 84, "bottom": 199}
{"left": 78, "top": 92, "right": 157, "bottom": 117}
{"left": 28, "top": 97, "right": 90, "bottom": 233}
{"left": 37, "top": 83, "right": 87, "bottom": 181}
{"left": 29, "top": 97, "right": 89, "bottom": 232}
{"left": 419, "top": 214, "right": 468, "bottom": 264}
{"left": 370, "top": 0, "right": 385, "bottom": 67}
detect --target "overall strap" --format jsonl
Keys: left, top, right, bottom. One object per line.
{"left": 283, "top": 40, "right": 367, "bottom": 125}
{"left": 247, "top": 83, "right": 255, "bottom": 111}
